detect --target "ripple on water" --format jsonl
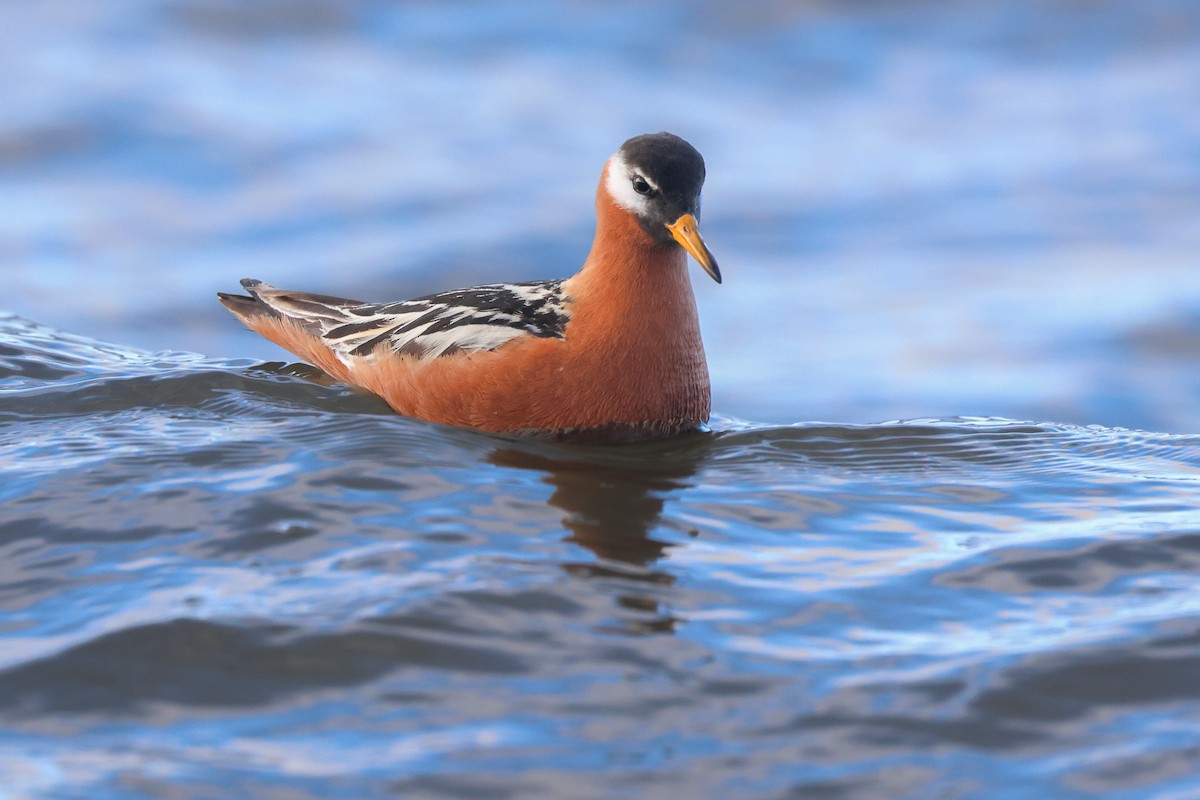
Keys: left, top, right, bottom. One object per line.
{"left": 3, "top": 315, "right": 1200, "bottom": 798}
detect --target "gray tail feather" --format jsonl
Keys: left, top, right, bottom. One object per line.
{"left": 217, "top": 278, "right": 273, "bottom": 319}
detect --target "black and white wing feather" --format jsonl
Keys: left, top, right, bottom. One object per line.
{"left": 236, "top": 278, "right": 570, "bottom": 360}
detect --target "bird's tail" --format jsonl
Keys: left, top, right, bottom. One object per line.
{"left": 217, "top": 279, "right": 277, "bottom": 324}
{"left": 216, "top": 278, "right": 357, "bottom": 381}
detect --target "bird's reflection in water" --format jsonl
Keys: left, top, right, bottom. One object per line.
{"left": 489, "top": 437, "right": 709, "bottom": 634}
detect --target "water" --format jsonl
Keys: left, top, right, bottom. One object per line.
{"left": 4, "top": 316, "right": 1200, "bottom": 798}
{"left": 4, "top": 0, "right": 1200, "bottom": 797}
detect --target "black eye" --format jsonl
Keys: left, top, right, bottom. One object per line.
{"left": 632, "top": 176, "right": 652, "bottom": 195}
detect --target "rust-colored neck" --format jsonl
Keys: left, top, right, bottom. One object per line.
{"left": 568, "top": 162, "right": 697, "bottom": 328}
{"left": 555, "top": 161, "right": 711, "bottom": 431}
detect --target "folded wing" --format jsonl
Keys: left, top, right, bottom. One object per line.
{"left": 220, "top": 278, "right": 570, "bottom": 361}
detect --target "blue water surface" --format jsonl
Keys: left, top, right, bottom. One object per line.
{"left": 4, "top": 312, "right": 1200, "bottom": 798}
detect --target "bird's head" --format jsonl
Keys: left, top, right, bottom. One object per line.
{"left": 604, "top": 132, "right": 721, "bottom": 284}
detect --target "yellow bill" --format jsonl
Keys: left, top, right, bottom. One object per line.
{"left": 666, "top": 213, "right": 721, "bottom": 284}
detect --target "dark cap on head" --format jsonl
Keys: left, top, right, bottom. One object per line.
{"left": 618, "top": 132, "right": 706, "bottom": 216}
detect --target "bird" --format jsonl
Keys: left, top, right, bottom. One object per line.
{"left": 218, "top": 132, "right": 721, "bottom": 442}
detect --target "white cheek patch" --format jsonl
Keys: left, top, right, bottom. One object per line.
{"left": 604, "top": 152, "right": 654, "bottom": 217}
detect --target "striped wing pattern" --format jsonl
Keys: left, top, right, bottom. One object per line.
{"left": 242, "top": 279, "right": 570, "bottom": 360}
